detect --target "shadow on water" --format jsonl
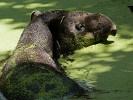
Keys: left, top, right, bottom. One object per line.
{"left": 0, "top": 0, "right": 133, "bottom": 99}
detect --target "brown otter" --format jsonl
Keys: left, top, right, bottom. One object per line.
{"left": 41, "top": 10, "right": 117, "bottom": 56}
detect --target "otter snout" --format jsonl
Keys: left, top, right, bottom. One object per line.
{"left": 111, "top": 29, "right": 117, "bottom": 36}
{"left": 110, "top": 23, "right": 117, "bottom": 36}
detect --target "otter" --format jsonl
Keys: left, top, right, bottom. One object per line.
{"left": 41, "top": 10, "right": 117, "bottom": 56}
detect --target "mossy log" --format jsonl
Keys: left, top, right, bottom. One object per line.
{"left": 0, "top": 11, "right": 86, "bottom": 100}
{"left": 0, "top": 62, "right": 85, "bottom": 100}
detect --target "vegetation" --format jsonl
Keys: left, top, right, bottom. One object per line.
{"left": 0, "top": 0, "right": 133, "bottom": 100}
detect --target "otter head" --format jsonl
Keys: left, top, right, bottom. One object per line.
{"left": 58, "top": 12, "right": 117, "bottom": 54}
{"left": 85, "top": 13, "right": 117, "bottom": 42}
{"left": 60, "top": 12, "right": 117, "bottom": 42}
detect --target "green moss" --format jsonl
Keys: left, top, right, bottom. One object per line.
{"left": 61, "top": 33, "right": 95, "bottom": 54}
{"left": 2, "top": 62, "right": 83, "bottom": 100}
{"left": 5, "top": 44, "right": 38, "bottom": 69}
{"left": 74, "top": 35, "right": 95, "bottom": 48}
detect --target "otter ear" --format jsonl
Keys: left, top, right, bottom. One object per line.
{"left": 31, "top": 10, "right": 42, "bottom": 21}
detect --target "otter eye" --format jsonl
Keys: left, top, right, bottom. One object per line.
{"left": 75, "top": 24, "right": 85, "bottom": 31}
